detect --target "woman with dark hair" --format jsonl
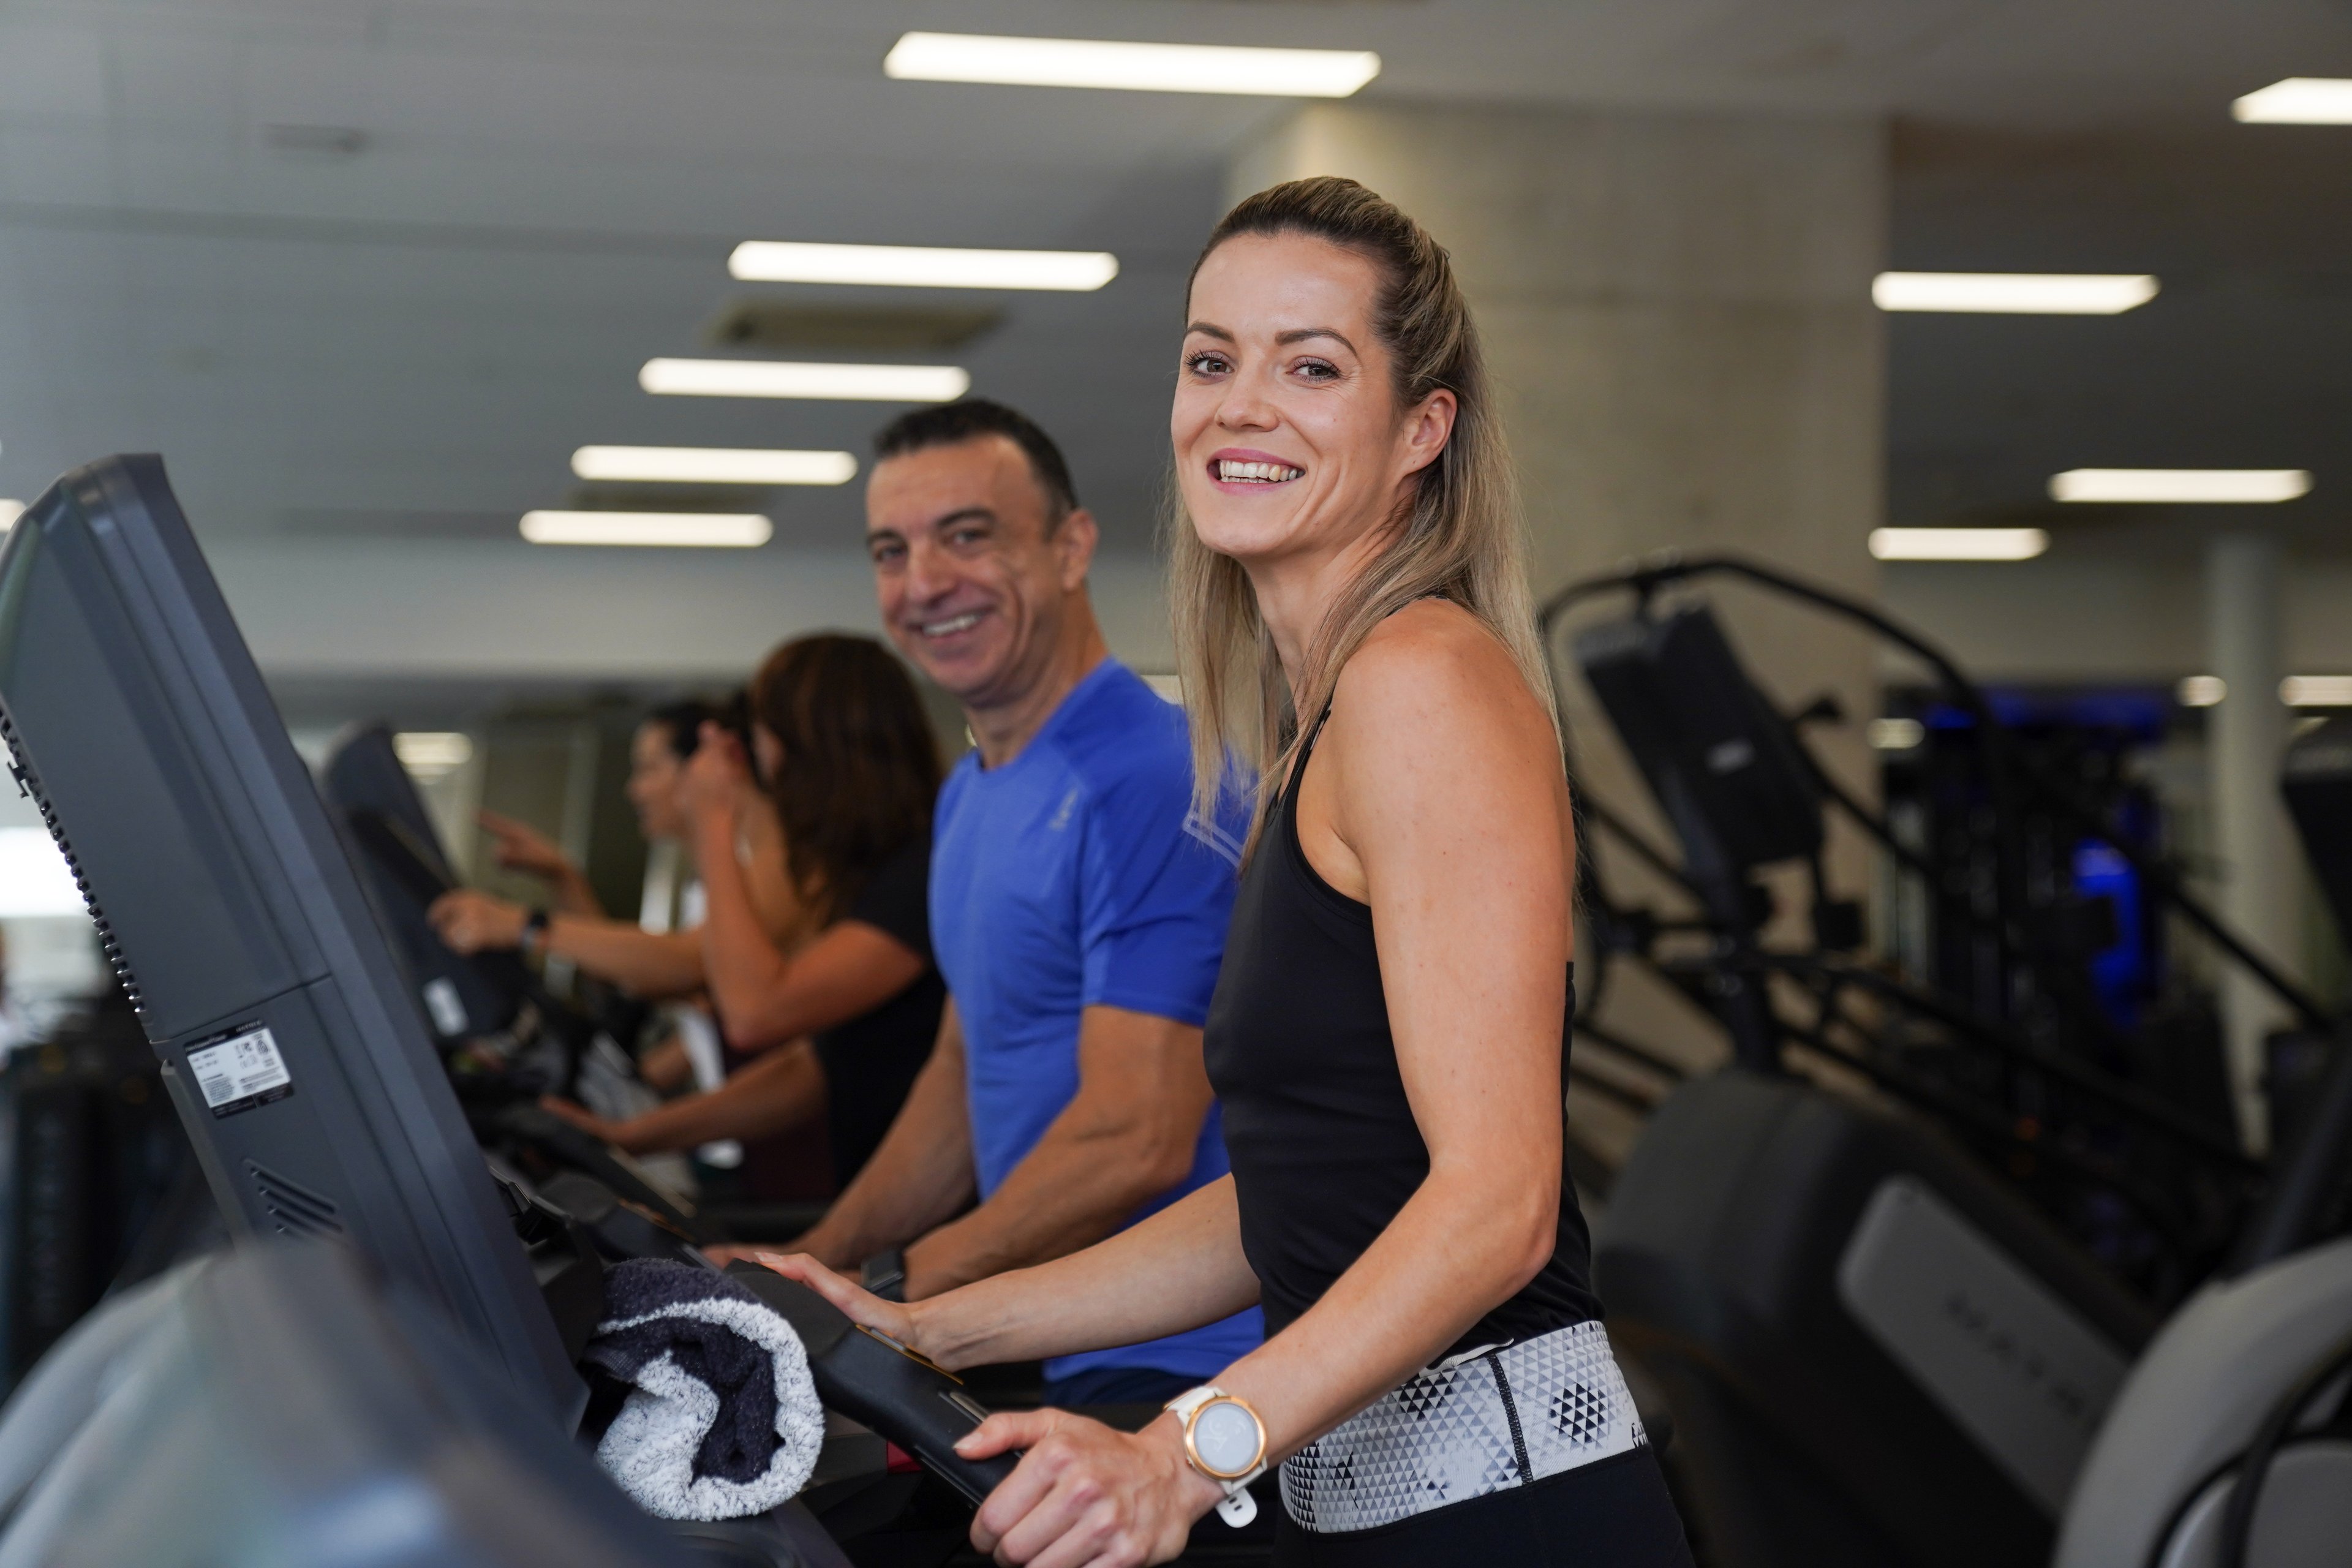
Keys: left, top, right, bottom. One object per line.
{"left": 428, "top": 695, "right": 802, "bottom": 1001}
{"left": 736, "top": 179, "right": 1692, "bottom": 1566}
{"left": 462, "top": 695, "right": 744, "bottom": 922}
{"left": 546, "top": 634, "right": 948, "bottom": 1190}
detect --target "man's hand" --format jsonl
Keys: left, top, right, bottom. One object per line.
{"left": 477, "top": 809, "right": 574, "bottom": 883}
{"left": 429, "top": 888, "right": 530, "bottom": 954}
{"left": 959, "top": 1410, "right": 1221, "bottom": 1567}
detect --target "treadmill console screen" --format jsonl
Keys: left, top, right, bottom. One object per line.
{"left": 324, "top": 722, "right": 531, "bottom": 1041}
{"left": 0, "top": 456, "right": 578, "bottom": 1417}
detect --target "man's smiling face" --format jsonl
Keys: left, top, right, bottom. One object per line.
{"left": 864, "top": 434, "right": 1093, "bottom": 710}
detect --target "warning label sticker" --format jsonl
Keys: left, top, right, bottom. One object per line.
{"left": 186, "top": 1024, "right": 293, "bottom": 1117}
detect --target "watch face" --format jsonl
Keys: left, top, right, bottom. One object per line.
{"left": 1193, "top": 1400, "right": 1262, "bottom": 1477}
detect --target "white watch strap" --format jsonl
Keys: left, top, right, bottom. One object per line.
{"left": 1164, "top": 1385, "right": 1266, "bottom": 1528}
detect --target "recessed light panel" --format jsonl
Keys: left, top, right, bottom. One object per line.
{"left": 520, "top": 511, "right": 774, "bottom": 548}
{"left": 2233, "top": 79, "right": 2352, "bottom": 124}
{"left": 639, "top": 358, "right": 970, "bottom": 402}
{"left": 392, "top": 733, "right": 474, "bottom": 777}
{"left": 570, "top": 447, "right": 857, "bottom": 486}
{"left": 1871, "top": 273, "right": 2158, "bottom": 314}
{"left": 2049, "top": 469, "right": 2312, "bottom": 503}
{"left": 1866, "top": 717, "right": 1926, "bottom": 750}
{"left": 729, "top": 241, "right": 1117, "bottom": 292}
{"left": 1869, "top": 527, "right": 2050, "bottom": 562}
{"left": 2178, "top": 676, "right": 2226, "bottom": 707}
{"left": 884, "top": 32, "right": 1381, "bottom": 97}
{"left": 2282, "top": 675, "right": 2352, "bottom": 707}
{"left": 0, "top": 828, "right": 83, "bottom": 918}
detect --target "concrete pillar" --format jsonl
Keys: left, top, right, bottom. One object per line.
{"left": 2207, "top": 533, "right": 2293, "bottom": 1153}
{"left": 1229, "top": 105, "right": 1888, "bottom": 1148}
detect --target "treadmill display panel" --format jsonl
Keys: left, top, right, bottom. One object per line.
{"left": 0, "top": 456, "right": 578, "bottom": 1419}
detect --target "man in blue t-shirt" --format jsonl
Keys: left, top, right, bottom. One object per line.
{"left": 786, "top": 399, "right": 1259, "bottom": 1406}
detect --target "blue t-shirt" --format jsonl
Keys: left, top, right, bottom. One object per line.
{"left": 930, "top": 658, "right": 1262, "bottom": 1382}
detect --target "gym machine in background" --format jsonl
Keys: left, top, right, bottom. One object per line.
{"left": 1544, "top": 556, "right": 2352, "bottom": 1568}
{"left": 0, "top": 457, "right": 1046, "bottom": 1566}
{"left": 320, "top": 723, "right": 715, "bottom": 1241}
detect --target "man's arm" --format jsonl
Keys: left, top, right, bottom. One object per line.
{"left": 900, "top": 1005, "right": 1213, "bottom": 1300}
{"left": 789, "top": 1003, "right": 978, "bottom": 1269}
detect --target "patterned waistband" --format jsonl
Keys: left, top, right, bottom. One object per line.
{"left": 1278, "top": 1319, "right": 1645, "bottom": 1534}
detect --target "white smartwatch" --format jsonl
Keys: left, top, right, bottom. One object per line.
{"left": 1164, "top": 1385, "right": 1267, "bottom": 1528}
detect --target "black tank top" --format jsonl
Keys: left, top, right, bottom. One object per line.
{"left": 1203, "top": 709, "right": 1601, "bottom": 1357}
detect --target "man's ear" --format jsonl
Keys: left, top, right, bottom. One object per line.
{"left": 1054, "top": 508, "right": 1099, "bottom": 591}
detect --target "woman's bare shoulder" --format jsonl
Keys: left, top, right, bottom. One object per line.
{"left": 1333, "top": 599, "right": 1547, "bottom": 739}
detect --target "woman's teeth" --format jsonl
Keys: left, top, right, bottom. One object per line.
{"left": 921, "top": 612, "right": 981, "bottom": 638}
{"left": 1216, "top": 460, "right": 1303, "bottom": 483}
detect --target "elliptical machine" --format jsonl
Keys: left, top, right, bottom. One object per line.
{"left": 2054, "top": 715, "right": 2352, "bottom": 1568}
{"left": 1543, "top": 557, "right": 2345, "bottom": 1567}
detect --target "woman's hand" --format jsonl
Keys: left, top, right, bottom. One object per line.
{"left": 428, "top": 889, "right": 529, "bottom": 954}
{"left": 957, "top": 1410, "right": 1222, "bottom": 1567}
{"left": 477, "top": 809, "right": 575, "bottom": 883}
{"left": 538, "top": 1095, "right": 627, "bottom": 1147}
{"left": 681, "top": 722, "right": 756, "bottom": 825}
{"left": 707, "top": 1249, "right": 924, "bottom": 1352}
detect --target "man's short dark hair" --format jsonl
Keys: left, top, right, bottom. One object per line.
{"left": 872, "top": 399, "right": 1079, "bottom": 521}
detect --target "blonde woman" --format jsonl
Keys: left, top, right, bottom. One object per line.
{"left": 742, "top": 178, "right": 1693, "bottom": 1567}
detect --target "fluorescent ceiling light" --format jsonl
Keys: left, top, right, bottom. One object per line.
{"left": 2049, "top": 469, "right": 2312, "bottom": 503}
{"left": 392, "top": 732, "right": 474, "bottom": 777}
{"left": 2233, "top": 78, "right": 2352, "bottom": 124}
{"left": 521, "top": 511, "right": 774, "bottom": 548}
{"left": 2179, "top": 676, "right": 2227, "bottom": 707}
{"left": 0, "top": 500, "right": 23, "bottom": 530}
{"left": 571, "top": 447, "right": 857, "bottom": 486}
{"left": 0, "top": 827, "right": 86, "bottom": 918}
{"left": 639, "top": 358, "right": 969, "bottom": 402}
{"left": 729, "top": 241, "right": 1117, "bottom": 292}
{"left": 1866, "top": 717, "right": 1926, "bottom": 751}
{"left": 884, "top": 31, "right": 1381, "bottom": 97}
{"left": 1869, "top": 527, "right": 2049, "bottom": 562}
{"left": 1872, "top": 271, "right": 2158, "bottom": 314}
{"left": 2283, "top": 675, "right": 2352, "bottom": 707}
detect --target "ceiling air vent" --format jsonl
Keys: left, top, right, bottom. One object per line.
{"left": 703, "top": 301, "right": 1001, "bottom": 353}
{"left": 559, "top": 484, "right": 772, "bottom": 512}
{"left": 263, "top": 124, "right": 369, "bottom": 158}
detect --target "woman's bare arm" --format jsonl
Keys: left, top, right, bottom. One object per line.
{"left": 427, "top": 888, "right": 707, "bottom": 998}
{"left": 736, "top": 1175, "right": 1260, "bottom": 1371}
{"left": 1191, "top": 601, "right": 1573, "bottom": 1460}
{"left": 543, "top": 1039, "right": 827, "bottom": 1153}
{"left": 692, "top": 800, "right": 927, "bottom": 1052}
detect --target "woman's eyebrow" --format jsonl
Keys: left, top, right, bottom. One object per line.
{"left": 1276, "top": 326, "right": 1357, "bottom": 353}
{"left": 1185, "top": 320, "right": 1235, "bottom": 342}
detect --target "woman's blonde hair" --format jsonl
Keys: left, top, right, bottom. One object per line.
{"left": 1168, "top": 176, "right": 1556, "bottom": 832}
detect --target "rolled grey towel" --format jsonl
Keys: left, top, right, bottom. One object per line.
{"left": 581, "top": 1259, "right": 825, "bottom": 1521}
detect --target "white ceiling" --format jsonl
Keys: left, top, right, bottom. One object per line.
{"left": 1, "top": 0, "right": 2348, "bottom": 692}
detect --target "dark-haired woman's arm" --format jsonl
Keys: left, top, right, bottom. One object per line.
{"left": 543, "top": 1040, "right": 827, "bottom": 1153}
{"left": 475, "top": 808, "right": 603, "bottom": 917}
{"left": 428, "top": 889, "right": 707, "bottom": 998}
{"left": 685, "top": 734, "right": 927, "bottom": 1052}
